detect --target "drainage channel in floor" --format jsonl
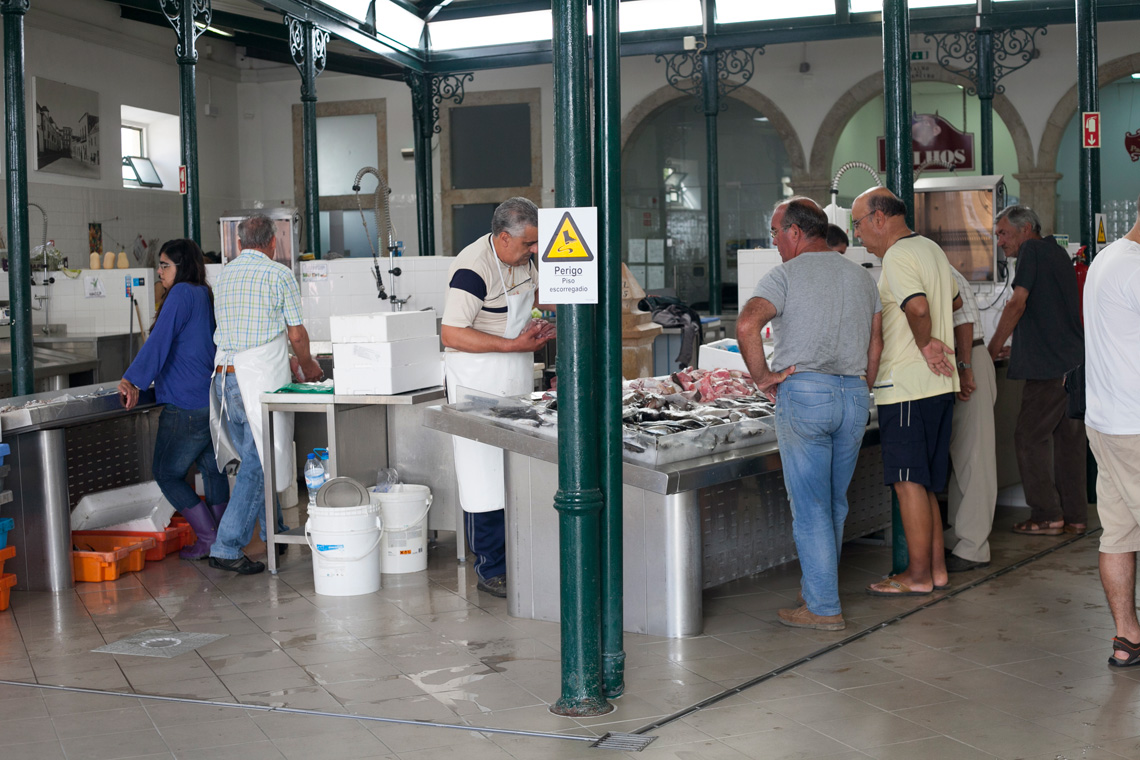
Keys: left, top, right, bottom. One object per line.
{"left": 0, "top": 530, "right": 1094, "bottom": 753}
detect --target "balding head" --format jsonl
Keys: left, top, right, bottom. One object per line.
{"left": 851, "top": 187, "right": 911, "bottom": 258}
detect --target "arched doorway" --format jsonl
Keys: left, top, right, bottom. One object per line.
{"left": 830, "top": 81, "right": 1024, "bottom": 203}
{"left": 621, "top": 96, "right": 793, "bottom": 309}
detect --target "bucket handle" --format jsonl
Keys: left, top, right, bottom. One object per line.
{"left": 381, "top": 492, "right": 433, "bottom": 534}
{"left": 304, "top": 516, "right": 384, "bottom": 563}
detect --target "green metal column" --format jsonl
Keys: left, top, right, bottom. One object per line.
{"left": 160, "top": 0, "right": 210, "bottom": 243}
{"left": 287, "top": 15, "right": 328, "bottom": 258}
{"left": 701, "top": 0, "right": 721, "bottom": 315}
{"left": 976, "top": 29, "right": 995, "bottom": 176}
{"left": 550, "top": 0, "right": 611, "bottom": 718}
{"left": 1076, "top": 0, "right": 1100, "bottom": 253}
{"left": 3, "top": 0, "right": 32, "bottom": 396}
{"left": 593, "top": 0, "right": 624, "bottom": 699}
{"left": 405, "top": 72, "right": 435, "bottom": 256}
{"left": 882, "top": 0, "right": 914, "bottom": 229}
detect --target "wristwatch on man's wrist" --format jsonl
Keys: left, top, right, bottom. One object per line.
{"left": 957, "top": 360, "right": 972, "bottom": 371}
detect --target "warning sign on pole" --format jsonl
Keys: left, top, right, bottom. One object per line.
{"left": 1082, "top": 112, "right": 1101, "bottom": 149}
{"left": 539, "top": 207, "right": 598, "bottom": 304}
{"left": 179, "top": 165, "right": 187, "bottom": 194}
{"left": 1095, "top": 212, "right": 1108, "bottom": 251}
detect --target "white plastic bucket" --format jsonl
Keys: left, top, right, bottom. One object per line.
{"left": 373, "top": 485, "right": 432, "bottom": 574}
{"left": 304, "top": 502, "right": 383, "bottom": 596}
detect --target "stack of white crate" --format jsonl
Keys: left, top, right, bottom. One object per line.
{"left": 330, "top": 311, "right": 442, "bottom": 395}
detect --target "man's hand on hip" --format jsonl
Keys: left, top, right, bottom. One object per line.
{"left": 753, "top": 365, "right": 795, "bottom": 403}
{"left": 920, "top": 338, "right": 955, "bottom": 377}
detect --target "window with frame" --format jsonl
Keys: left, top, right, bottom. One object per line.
{"left": 121, "top": 123, "right": 163, "bottom": 188}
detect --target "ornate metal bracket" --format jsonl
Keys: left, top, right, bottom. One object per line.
{"left": 286, "top": 15, "right": 329, "bottom": 80}
{"left": 656, "top": 46, "right": 764, "bottom": 110}
{"left": 924, "top": 26, "right": 1046, "bottom": 98}
{"left": 159, "top": 0, "right": 212, "bottom": 62}
{"left": 405, "top": 71, "right": 474, "bottom": 136}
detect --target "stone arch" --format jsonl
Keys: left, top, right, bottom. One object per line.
{"left": 806, "top": 65, "right": 1037, "bottom": 202}
{"left": 1038, "top": 51, "right": 1140, "bottom": 171}
{"left": 620, "top": 83, "right": 807, "bottom": 179}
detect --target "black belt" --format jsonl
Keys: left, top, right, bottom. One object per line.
{"left": 972, "top": 338, "right": 985, "bottom": 348}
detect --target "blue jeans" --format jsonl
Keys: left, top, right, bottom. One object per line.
{"left": 775, "top": 373, "right": 870, "bottom": 617}
{"left": 211, "top": 375, "right": 287, "bottom": 560}
{"left": 153, "top": 404, "right": 229, "bottom": 510}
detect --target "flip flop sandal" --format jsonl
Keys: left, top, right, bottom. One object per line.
{"left": 1109, "top": 637, "right": 1140, "bottom": 667}
{"left": 1063, "top": 523, "right": 1088, "bottom": 535}
{"left": 866, "top": 578, "right": 932, "bottom": 597}
{"left": 1011, "top": 520, "right": 1064, "bottom": 536}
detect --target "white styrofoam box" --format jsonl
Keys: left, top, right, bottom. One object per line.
{"left": 697, "top": 338, "right": 773, "bottom": 373}
{"left": 330, "top": 310, "right": 437, "bottom": 343}
{"left": 333, "top": 336, "right": 440, "bottom": 369}
{"left": 70, "top": 481, "right": 176, "bottom": 532}
{"left": 335, "top": 357, "right": 443, "bottom": 396}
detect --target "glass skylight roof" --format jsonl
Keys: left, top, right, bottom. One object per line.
{"left": 716, "top": 0, "right": 835, "bottom": 24}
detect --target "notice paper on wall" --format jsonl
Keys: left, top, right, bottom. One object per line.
{"left": 628, "top": 265, "right": 647, "bottom": 286}
{"left": 301, "top": 261, "right": 328, "bottom": 282}
{"left": 628, "top": 238, "right": 646, "bottom": 263}
{"left": 647, "top": 239, "right": 665, "bottom": 263}
{"left": 84, "top": 276, "right": 105, "bottom": 298}
{"left": 647, "top": 266, "right": 665, "bottom": 290}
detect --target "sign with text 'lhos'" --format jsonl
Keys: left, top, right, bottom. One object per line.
{"left": 539, "top": 207, "right": 598, "bottom": 304}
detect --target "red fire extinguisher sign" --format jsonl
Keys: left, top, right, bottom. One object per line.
{"left": 1082, "top": 112, "right": 1101, "bottom": 149}
{"left": 179, "top": 166, "right": 187, "bottom": 195}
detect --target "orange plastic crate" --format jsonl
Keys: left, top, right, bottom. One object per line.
{"left": 73, "top": 524, "right": 192, "bottom": 562}
{"left": 71, "top": 535, "right": 156, "bottom": 582}
{"left": 170, "top": 515, "right": 196, "bottom": 544}
{"left": 0, "top": 573, "right": 14, "bottom": 611}
{"left": 0, "top": 545, "right": 14, "bottom": 575}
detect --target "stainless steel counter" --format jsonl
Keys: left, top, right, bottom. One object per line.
{"left": 426, "top": 402, "right": 891, "bottom": 638}
{"left": 0, "top": 342, "right": 100, "bottom": 395}
{"left": 0, "top": 382, "right": 160, "bottom": 592}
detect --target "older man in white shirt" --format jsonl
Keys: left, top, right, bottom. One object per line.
{"left": 944, "top": 268, "right": 997, "bottom": 572}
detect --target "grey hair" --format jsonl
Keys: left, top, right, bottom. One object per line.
{"left": 237, "top": 214, "right": 276, "bottom": 249}
{"left": 491, "top": 197, "right": 538, "bottom": 238}
{"left": 773, "top": 196, "right": 828, "bottom": 239}
{"left": 996, "top": 205, "right": 1042, "bottom": 236}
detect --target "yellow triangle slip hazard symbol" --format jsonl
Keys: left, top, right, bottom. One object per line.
{"left": 1097, "top": 218, "right": 1107, "bottom": 245}
{"left": 541, "top": 212, "right": 594, "bottom": 262}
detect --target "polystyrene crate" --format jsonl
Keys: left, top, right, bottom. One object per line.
{"left": 73, "top": 524, "right": 191, "bottom": 562}
{"left": 72, "top": 535, "right": 156, "bottom": 582}
{"left": 0, "top": 573, "right": 14, "bottom": 611}
{"left": 0, "top": 517, "right": 12, "bottom": 550}
{"left": 0, "top": 545, "right": 14, "bottom": 576}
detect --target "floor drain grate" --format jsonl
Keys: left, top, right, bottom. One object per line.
{"left": 92, "top": 629, "right": 226, "bottom": 659}
{"left": 592, "top": 733, "right": 657, "bottom": 752}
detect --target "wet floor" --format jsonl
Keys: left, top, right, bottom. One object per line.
{"left": 0, "top": 503, "right": 1136, "bottom": 760}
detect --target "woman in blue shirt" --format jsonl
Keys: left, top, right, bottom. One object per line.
{"left": 119, "top": 239, "right": 229, "bottom": 559}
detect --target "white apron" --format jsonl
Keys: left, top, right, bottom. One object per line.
{"left": 445, "top": 261, "right": 535, "bottom": 513}
{"left": 209, "top": 332, "right": 296, "bottom": 493}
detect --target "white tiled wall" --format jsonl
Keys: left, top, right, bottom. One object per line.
{"left": 300, "top": 257, "right": 451, "bottom": 343}
{"left": 0, "top": 267, "right": 156, "bottom": 336}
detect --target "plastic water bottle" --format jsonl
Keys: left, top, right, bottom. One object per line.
{"left": 304, "top": 453, "right": 326, "bottom": 508}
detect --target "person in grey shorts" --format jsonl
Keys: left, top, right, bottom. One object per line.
{"left": 739, "top": 197, "right": 882, "bottom": 631}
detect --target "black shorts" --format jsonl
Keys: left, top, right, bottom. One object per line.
{"left": 879, "top": 393, "right": 955, "bottom": 491}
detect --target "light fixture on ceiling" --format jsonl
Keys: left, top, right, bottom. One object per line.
{"left": 753, "top": 117, "right": 769, "bottom": 122}
{"left": 1132, "top": 73, "right": 1140, "bottom": 80}
{"left": 195, "top": 21, "right": 234, "bottom": 37}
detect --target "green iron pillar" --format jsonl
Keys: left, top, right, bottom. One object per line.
{"left": 405, "top": 72, "right": 435, "bottom": 256}
{"left": 3, "top": 0, "right": 32, "bottom": 396}
{"left": 976, "top": 29, "right": 996, "bottom": 175}
{"left": 1076, "top": 0, "right": 1100, "bottom": 254}
{"left": 882, "top": 0, "right": 914, "bottom": 229}
{"left": 701, "top": 49, "right": 721, "bottom": 315}
{"left": 160, "top": 0, "right": 209, "bottom": 243}
{"left": 550, "top": 0, "right": 611, "bottom": 718}
{"left": 404, "top": 72, "right": 470, "bottom": 256}
{"left": 593, "top": 0, "right": 624, "bottom": 699}
{"left": 287, "top": 15, "right": 328, "bottom": 258}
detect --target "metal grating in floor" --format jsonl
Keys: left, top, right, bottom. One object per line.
{"left": 92, "top": 629, "right": 226, "bottom": 658}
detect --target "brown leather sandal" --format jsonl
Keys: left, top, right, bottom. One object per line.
{"left": 1011, "top": 519, "right": 1064, "bottom": 536}
{"left": 1063, "top": 523, "right": 1088, "bottom": 534}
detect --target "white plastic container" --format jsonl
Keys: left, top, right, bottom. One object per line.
{"left": 373, "top": 485, "right": 432, "bottom": 574}
{"left": 70, "top": 481, "right": 176, "bottom": 532}
{"left": 330, "top": 310, "right": 436, "bottom": 344}
{"left": 304, "top": 502, "right": 383, "bottom": 596}
{"left": 335, "top": 357, "right": 443, "bottom": 396}
{"left": 332, "top": 337, "right": 440, "bottom": 369}
{"left": 697, "top": 339, "right": 749, "bottom": 373}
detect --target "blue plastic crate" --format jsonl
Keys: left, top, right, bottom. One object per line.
{"left": 0, "top": 442, "right": 8, "bottom": 468}
{"left": 0, "top": 517, "right": 12, "bottom": 550}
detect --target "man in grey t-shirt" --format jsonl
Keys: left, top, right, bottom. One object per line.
{"left": 739, "top": 197, "right": 883, "bottom": 631}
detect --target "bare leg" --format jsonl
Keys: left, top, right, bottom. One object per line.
{"left": 888, "top": 480, "right": 935, "bottom": 592}
{"left": 1101, "top": 551, "right": 1140, "bottom": 662}
{"left": 928, "top": 491, "right": 948, "bottom": 588}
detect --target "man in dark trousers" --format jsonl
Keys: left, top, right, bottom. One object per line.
{"left": 988, "top": 205, "right": 1087, "bottom": 536}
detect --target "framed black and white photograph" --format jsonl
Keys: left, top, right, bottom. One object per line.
{"left": 34, "top": 77, "right": 101, "bottom": 179}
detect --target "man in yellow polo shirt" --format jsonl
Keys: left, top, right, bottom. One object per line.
{"left": 852, "top": 187, "right": 961, "bottom": 597}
